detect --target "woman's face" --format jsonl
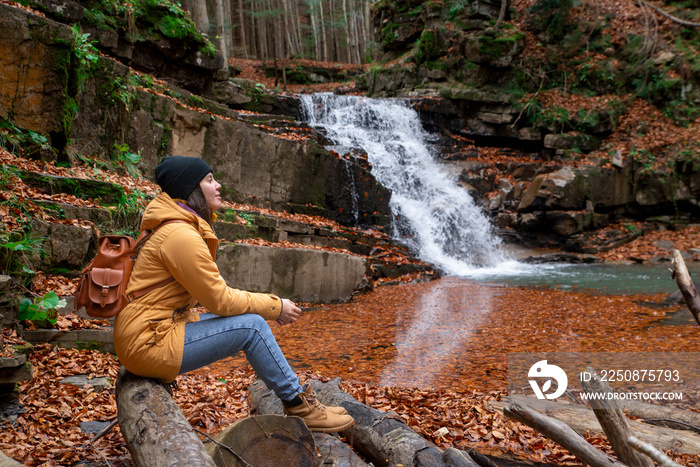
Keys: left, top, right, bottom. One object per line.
{"left": 199, "top": 173, "right": 222, "bottom": 210}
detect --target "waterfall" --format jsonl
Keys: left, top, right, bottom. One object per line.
{"left": 299, "top": 93, "right": 509, "bottom": 275}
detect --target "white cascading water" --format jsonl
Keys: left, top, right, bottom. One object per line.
{"left": 299, "top": 93, "right": 511, "bottom": 275}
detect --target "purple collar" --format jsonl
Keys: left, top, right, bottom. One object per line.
{"left": 176, "top": 201, "right": 201, "bottom": 218}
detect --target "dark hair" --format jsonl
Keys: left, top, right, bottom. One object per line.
{"left": 186, "top": 185, "right": 213, "bottom": 225}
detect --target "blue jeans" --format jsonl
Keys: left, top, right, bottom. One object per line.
{"left": 179, "top": 312, "right": 303, "bottom": 402}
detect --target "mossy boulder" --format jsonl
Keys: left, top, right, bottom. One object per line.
{"left": 18, "top": 170, "right": 125, "bottom": 204}
{"left": 463, "top": 29, "right": 526, "bottom": 68}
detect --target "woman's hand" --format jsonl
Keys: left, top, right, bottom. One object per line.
{"left": 276, "top": 299, "right": 301, "bottom": 325}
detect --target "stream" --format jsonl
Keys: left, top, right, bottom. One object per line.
{"left": 289, "top": 93, "right": 700, "bottom": 395}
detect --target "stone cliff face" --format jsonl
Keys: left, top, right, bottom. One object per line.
{"left": 353, "top": 0, "right": 700, "bottom": 251}
{"left": 0, "top": 3, "right": 390, "bottom": 228}
{"left": 0, "top": 5, "right": 73, "bottom": 142}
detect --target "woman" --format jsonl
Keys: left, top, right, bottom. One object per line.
{"left": 114, "top": 155, "right": 354, "bottom": 433}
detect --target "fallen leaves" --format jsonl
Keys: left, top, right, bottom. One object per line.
{"left": 598, "top": 224, "right": 700, "bottom": 262}
{"left": 4, "top": 273, "right": 699, "bottom": 467}
{"left": 1, "top": 344, "right": 126, "bottom": 465}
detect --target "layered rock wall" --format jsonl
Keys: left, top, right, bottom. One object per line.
{"left": 0, "top": 3, "right": 390, "bottom": 227}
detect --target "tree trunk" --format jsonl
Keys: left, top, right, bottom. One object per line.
{"left": 237, "top": 0, "right": 248, "bottom": 59}
{"left": 319, "top": 1, "right": 328, "bottom": 61}
{"left": 309, "top": 2, "right": 320, "bottom": 60}
{"left": 671, "top": 249, "right": 700, "bottom": 325}
{"left": 504, "top": 400, "right": 626, "bottom": 467}
{"left": 182, "top": 0, "right": 210, "bottom": 37}
{"left": 342, "top": 0, "right": 351, "bottom": 63}
{"left": 115, "top": 368, "right": 216, "bottom": 467}
{"left": 248, "top": 377, "right": 482, "bottom": 467}
{"left": 223, "top": 0, "right": 233, "bottom": 59}
{"left": 493, "top": 0, "right": 508, "bottom": 31}
{"left": 215, "top": 0, "right": 228, "bottom": 68}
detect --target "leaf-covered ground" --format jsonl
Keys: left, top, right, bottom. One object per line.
{"left": 2, "top": 276, "right": 699, "bottom": 466}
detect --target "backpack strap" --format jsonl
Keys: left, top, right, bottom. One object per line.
{"left": 126, "top": 220, "right": 189, "bottom": 302}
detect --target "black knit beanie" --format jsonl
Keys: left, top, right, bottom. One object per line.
{"left": 155, "top": 156, "right": 213, "bottom": 200}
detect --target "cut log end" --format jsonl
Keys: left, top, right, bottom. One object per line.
{"left": 205, "top": 415, "right": 317, "bottom": 467}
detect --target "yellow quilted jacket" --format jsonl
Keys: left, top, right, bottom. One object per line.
{"left": 114, "top": 192, "right": 282, "bottom": 383}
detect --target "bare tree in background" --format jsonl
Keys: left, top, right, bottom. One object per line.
{"left": 181, "top": 0, "right": 375, "bottom": 65}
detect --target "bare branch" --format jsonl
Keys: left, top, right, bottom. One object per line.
{"left": 627, "top": 435, "right": 684, "bottom": 467}
{"left": 638, "top": 0, "right": 700, "bottom": 27}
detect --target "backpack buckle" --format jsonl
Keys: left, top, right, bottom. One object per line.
{"left": 100, "top": 285, "right": 110, "bottom": 307}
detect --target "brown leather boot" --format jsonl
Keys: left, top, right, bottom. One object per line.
{"left": 327, "top": 405, "right": 348, "bottom": 415}
{"left": 284, "top": 385, "right": 355, "bottom": 433}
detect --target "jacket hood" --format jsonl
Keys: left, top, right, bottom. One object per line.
{"left": 141, "top": 192, "right": 211, "bottom": 234}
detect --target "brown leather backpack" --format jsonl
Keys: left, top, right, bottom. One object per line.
{"left": 74, "top": 220, "right": 184, "bottom": 318}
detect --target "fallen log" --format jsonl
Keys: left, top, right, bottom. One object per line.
{"left": 671, "top": 249, "right": 700, "bottom": 325}
{"left": 248, "top": 378, "right": 482, "bottom": 467}
{"left": 314, "top": 433, "right": 369, "bottom": 467}
{"left": 581, "top": 367, "right": 653, "bottom": 467}
{"left": 489, "top": 396, "right": 700, "bottom": 454}
{"left": 247, "top": 380, "right": 369, "bottom": 467}
{"left": 619, "top": 400, "right": 700, "bottom": 433}
{"left": 115, "top": 367, "right": 216, "bottom": 467}
{"left": 503, "top": 400, "right": 625, "bottom": 467}
{"left": 628, "top": 436, "right": 684, "bottom": 467}
{"left": 203, "top": 414, "right": 317, "bottom": 467}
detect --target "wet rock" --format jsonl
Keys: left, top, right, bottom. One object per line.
{"left": 0, "top": 397, "right": 26, "bottom": 423}
{"left": 0, "top": 357, "right": 32, "bottom": 386}
{"left": 22, "top": 329, "right": 114, "bottom": 353}
{"left": 521, "top": 253, "right": 599, "bottom": 263}
{"left": 458, "top": 181, "right": 481, "bottom": 200}
{"left": 0, "top": 4, "right": 73, "bottom": 138}
{"left": 634, "top": 174, "right": 692, "bottom": 207}
{"left": 495, "top": 212, "right": 518, "bottom": 227}
{"left": 488, "top": 192, "right": 505, "bottom": 210}
{"left": 216, "top": 244, "right": 367, "bottom": 303}
{"left": 565, "top": 228, "right": 635, "bottom": 254}
{"left": 655, "top": 240, "right": 674, "bottom": 251}
{"left": 508, "top": 163, "right": 542, "bottom": 181}
{"left": 545, "top": 211, "right": 585, "bottom": 236}
{"left": 462, "top": 32, "right": 526, "bottom": 68}
{"left": 518, "top": 127, "right": 542, "bottom": 141}
{"left": 80, "top": 420, "right": 114, "bottom": 435}
{"left": 543, "top": 133, "right": 600, "bottom": 152}
{"left": 19, "top": 170, "right": 125, "bottom": 204}
{"left": 612, "top": 149, "right": 624, "bottom": 168}
{"left": 30, "top": 0, "right": 84, "bottom": 22}
{"left": 459, "top": 172, "right": 495, "bottom": 193}
{"left": 60, "top": 375, "right": 112, "bottom": 391}
{"left": 497, "top": 178, "right": 513, "bottom": 193}
{"left": 30, "top": 219, "right": 96, "bottom": 270}
{"left": 517, "top": 166, "right": 632, "bottom": 212}
{"left": 0, "top": 275, "right": 10, "bottom": 294}
{"left": 206, "top": 80, "right": 251, "bottom": 106}
{"left": 518, "top": 212, "right": 543, "bottom": 230}
{"left": 664, "top": 282, "right": 700, "bottom": 305}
